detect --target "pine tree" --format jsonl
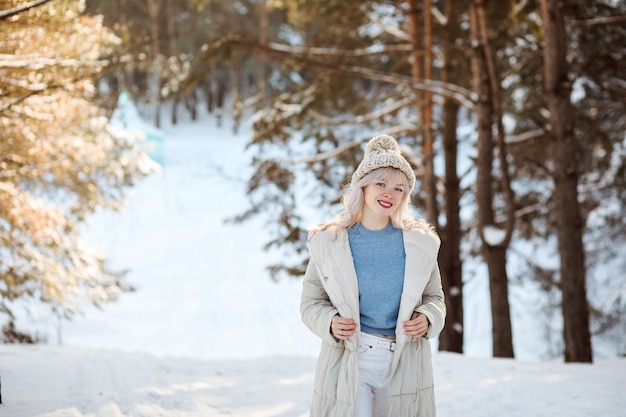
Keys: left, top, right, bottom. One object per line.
{"left": 0, "top": 0, "right": 157, "bottom": 331}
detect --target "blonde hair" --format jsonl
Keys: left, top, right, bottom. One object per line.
{"left": 314, "top": 167, "right": 417, "bottom": 232}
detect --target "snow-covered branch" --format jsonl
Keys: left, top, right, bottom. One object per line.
{"left": 512, "top": 0, "right": 531, "bottom": 16}
{"left": 0, "top": 76, "right": 47, "bottom": 91}
{"left": 430, "top": 5, "right": 447, "bottom": 25}
{"left": 268, "top": 42, "right": 413, "bottom": 57}
{"left": 0, "top": 0, "right": 54, "bottom": 20}
{"left": 366, "top": 6, "right": 448, "bottom": 40}
{"left": 0, "top": 54, "right": 110, "bottom": 69}
{"left": 367, "top": 13, "right": 411, "bottom": 41}
{"left": 482, "top": 225, "right": 507, "bottom": 247}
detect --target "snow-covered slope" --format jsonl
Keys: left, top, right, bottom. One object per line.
{"left": 1, "top": 344, "right": 624, "bottom": 417}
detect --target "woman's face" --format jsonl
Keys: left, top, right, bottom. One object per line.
{"left": 361, "top": 170, "right": 406, "bottom": 226}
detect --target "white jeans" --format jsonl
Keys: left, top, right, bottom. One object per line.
{"left": 355, "top": 332, "right": 395, "bottom": 417}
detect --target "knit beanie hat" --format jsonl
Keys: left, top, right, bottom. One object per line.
{"left": 351, "top": 134, "right": 416, "bottom": 192}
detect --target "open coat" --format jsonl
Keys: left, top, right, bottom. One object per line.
{"left": 301, "top": 223, "right": 446, "bottom": 417}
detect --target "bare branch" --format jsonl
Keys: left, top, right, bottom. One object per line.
{"left": 334, "top": 64, "right": 475, "bottom": 109}
{"left": 571, "top": 15, "right": 626, "bottom": 27}
{"left": 0, "top": 0, "right": 55, "bottom": 20}
{"left": 308, "top": 98, "right": 414, "bottom": 126}
{"left": 288, "top": 124, "right": 417, "bottom": 165}
{"left": 289, "top": 139, "right": 361, "bottom": 165}
{"left": 602, "top": 77, "right": 626, "bottom": 96}
{"left": 507, "top": 129, "right": 546, "bottom": 145}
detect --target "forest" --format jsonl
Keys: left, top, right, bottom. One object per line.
{"left": 1, "top": 0, "right": 625, "bottom": 363}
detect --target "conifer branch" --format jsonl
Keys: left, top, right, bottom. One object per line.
{"left": 203, "top": 33, "right": 476, "bottom": 109}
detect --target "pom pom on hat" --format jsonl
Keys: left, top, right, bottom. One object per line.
{"left": 351, "top": 134, "right": 416, "bottom": 191}
{"left": 364, "top": 134, "right": 401, "bottom": 154}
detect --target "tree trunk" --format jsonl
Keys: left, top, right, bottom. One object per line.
{"left": 438, "top": 0, "right": 463, "bottom": 353}
{"left": 166, "top": 0, "right": 177, "bottom": 124}
{"left": 120, "top": 0, "right": 127, "bottom": 28}
{"left": 406, "top": 0, "right": 438, "bottom": 228}
{"left": 230, "top": 61, "right": 241, "bottom": 132}
{"left": 257, "top": 0, "right": 271, "bottom": 108}
{"left": 422, "top": 0, "right": 438, "bottom": 227}
{"left": 120, "top": 0, "right": 129, "bottom": 91}
{"left": 541, "top": 0, "right": 592, "bottom": 363}
{"left": 475, "top": 3, "right": 515, "bottom": 246}
{"left": 147, "top": 0, "right": 162, "bottom": 127}
{"left": 172, "top": 96, "right": 179, "bottom": 125}
{"left": 484, "top": 245, "right": 514, "bottom": 357}
{"left": 470, "top": 0, "right": 514, "bottom": 358}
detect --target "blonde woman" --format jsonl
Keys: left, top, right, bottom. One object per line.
{"left": 301, "top": 134, "right": 446, "bottom": 417}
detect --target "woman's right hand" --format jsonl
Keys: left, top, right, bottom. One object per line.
{"left": 331, "top": 315, "right": 356, "bottom": 340}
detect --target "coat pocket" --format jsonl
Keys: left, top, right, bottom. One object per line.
{"left": 314, "top": 344, "right": 358, "bottom": 405}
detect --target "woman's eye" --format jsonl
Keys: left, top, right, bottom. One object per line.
{"left": 376, "top": 182, "right": 386, "bottom": 188}
{"left": 395, "top": 188, "right": 404, "bottom": 193}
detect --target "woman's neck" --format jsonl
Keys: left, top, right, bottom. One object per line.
{"left": 359, "top": 212, "right": 390, "bottom": 231}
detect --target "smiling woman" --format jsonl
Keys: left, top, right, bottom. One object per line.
{"left": 300, "top": 134, "right": 446, "bottom": 417}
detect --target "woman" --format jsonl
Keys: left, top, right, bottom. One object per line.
{"left": 301, "top": 134, "right": 446, "bottom": 417}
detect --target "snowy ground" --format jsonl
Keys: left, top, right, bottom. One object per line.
{"left": 3, "top": 107, "right": 625, "bottom": 416}
{"left": 1, "top": 344, "right": 624, "bottom": 417}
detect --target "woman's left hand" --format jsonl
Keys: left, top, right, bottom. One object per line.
{"left": 403, "top": 312, "right": 429, "bottom": 338}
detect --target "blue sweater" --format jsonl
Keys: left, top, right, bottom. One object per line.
{"left": 348, "top": 222, "right": 405, "bottom": 336}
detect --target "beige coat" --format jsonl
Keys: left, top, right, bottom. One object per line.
{"left": 301, "top": 223, "right": 446, "bottom": 417}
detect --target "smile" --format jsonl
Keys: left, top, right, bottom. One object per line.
{"left": 378, "top": 200, "right": 393, "bottom": 209}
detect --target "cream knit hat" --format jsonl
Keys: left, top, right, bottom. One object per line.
{"left": 351, "top": 134, "right": 416, "bottom": 192}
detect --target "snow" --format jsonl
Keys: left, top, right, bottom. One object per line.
{"left": 2, "top": 345, "right": 624, "bottom": 416}
{"left": 3, "top": 106, "right": 625, "bottom": 416}
{"left": 483, "top": 225, "right": 507, "bottom": 246}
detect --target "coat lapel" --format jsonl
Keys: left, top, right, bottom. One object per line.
{"left": 331, "top": 231, "right": 360, "bottom": 319}
{"left": 311, "top": 229, "right": 360, "bottom": 350}
{"left": 391, "top": 230, "right": 436, "bottom": 372}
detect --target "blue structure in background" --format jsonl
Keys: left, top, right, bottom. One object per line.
{"left": 111, "top": 91, "right": 165, "bottom": 166}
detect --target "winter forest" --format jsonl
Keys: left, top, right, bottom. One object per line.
{"left": 1, "top": 0, "right": 626, "bottom": 415}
